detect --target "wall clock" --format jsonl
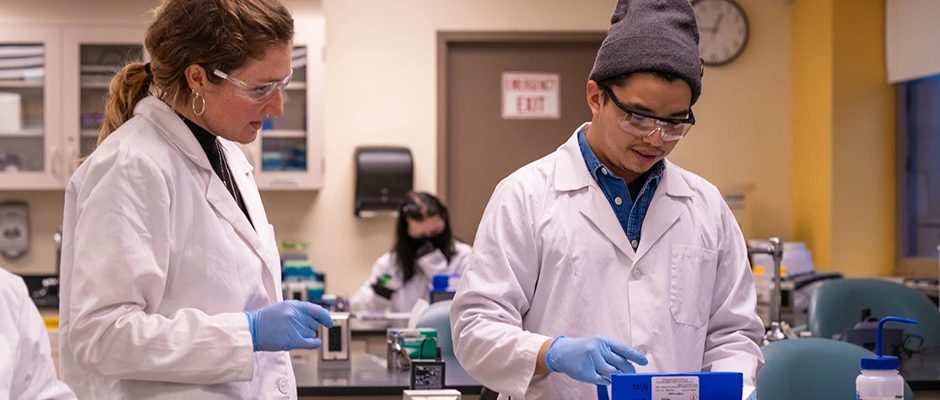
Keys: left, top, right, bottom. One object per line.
{"left": 692, "top": 0, "right": 750, "bottom": 66}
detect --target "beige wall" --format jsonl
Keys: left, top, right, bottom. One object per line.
{"left": 0, "top": 0, "right": 793, "bottom": 297}
{"left": 278, "top": 0, "right": 792, "bottom": 297}
{"left": 670, "top": 0, "right": 792, "bottom": 240}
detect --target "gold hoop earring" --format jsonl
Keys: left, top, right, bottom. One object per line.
{"left": 191, "top": 89, "right": 206, "bottom": 116}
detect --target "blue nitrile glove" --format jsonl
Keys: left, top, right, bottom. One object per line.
{"left": 745, "top": 391, "right": 757, "bottom": 400}
{"left": 545, "top": 335, "right": 648, "bottom": 385}
{"left": 244, "top": 300, "right": 334, "bottom": 352}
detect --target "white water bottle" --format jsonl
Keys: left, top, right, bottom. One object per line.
{"left": 856, "top": 316, "right": 917, "bottom": 400}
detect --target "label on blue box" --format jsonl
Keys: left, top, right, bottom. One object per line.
{"left": 611, "top": 372, "right": 742, "bottom": 400}
{"left": 651, "top": 376, "right": 699, "bottom": 400}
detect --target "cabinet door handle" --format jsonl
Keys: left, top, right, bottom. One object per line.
{"left": 50, "top": 145, "right": 60, "bottom": 179}
{"left": 270, "top": 177, "right": 301, "bottom": 187}
{"left": 67, "top": 146, "right": 77, "bottom": 176}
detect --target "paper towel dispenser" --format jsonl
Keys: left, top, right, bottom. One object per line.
{"left": 0, "top": 201, "right": 29, "bottom": 260}
{"left": 354, "top": 146, "right": 413, "bottom": 217}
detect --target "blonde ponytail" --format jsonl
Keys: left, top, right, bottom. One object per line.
{"left": 96, "top": 62, "right": 151, "bottom": 147}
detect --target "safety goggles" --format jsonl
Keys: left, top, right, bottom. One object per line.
{"left": 598, "top": 84, "right": 695, "bottom": 142}
{"left": 401, "top": 202, "right": 447, "bottom": 225}
{"left": 213, "top": 69, "right": 293, "bottom": 103}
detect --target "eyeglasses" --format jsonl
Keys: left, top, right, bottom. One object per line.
{"left": 598, "top": 84, "right": 695, "bottom": 142}
{"left": 213, "top": 69, "right": 293, "bottom": 103}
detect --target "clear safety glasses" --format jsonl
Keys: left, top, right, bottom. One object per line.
{"left": 598, "top": 84, "right": 695, "bottom": 142}
{"left": 213, "top": 69, "right": 293, "bottom": 103}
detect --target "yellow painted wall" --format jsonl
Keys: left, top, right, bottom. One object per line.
{"left": 791, "top": 0, "right": 834, "bottom": 272}
{"left": 791, "top": 0, "right": 895, "bottom": 276}
{"left": 831, "top": 0, "right": 895, "bottom": 276}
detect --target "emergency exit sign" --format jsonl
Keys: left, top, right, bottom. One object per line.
{"left": 501, "top": 72, "right": 560, "bottom": 119}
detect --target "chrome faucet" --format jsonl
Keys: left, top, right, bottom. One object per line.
{"left": 748, "top": 237, "right": 797, "bottom": 345}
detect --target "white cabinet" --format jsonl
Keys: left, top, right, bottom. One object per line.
{"left": 237, "top": 19, "right": 325, "bottom": 190}
{"left": 0, "top": 21, "right": 324, "bottom": 191}
{"left": 0, "top": 26, "right": 63, "bottom": 189}
{"left": 0, "top": 25, "right": 143, "bottom": 189}
{"left": 61, "top": 27, "right": 148, "bottom": 179}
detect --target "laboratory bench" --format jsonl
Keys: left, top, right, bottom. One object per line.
{"left": 292, "top": 316, "right": 485, "bottom": 398}
{"left": 291, "top": 350, "right": 482, "bottom": 398}
{"left": 348, "top": 315, "right": 411, "bottom": 355}
{"left": 35, "top": 307, "right": 940, "bottom": 398}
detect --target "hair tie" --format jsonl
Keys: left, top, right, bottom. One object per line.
{"left": 144, "top": 62, "right": 152, "bottom": 77}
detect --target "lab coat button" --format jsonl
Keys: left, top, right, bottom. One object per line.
{"left": 637, "top": 346, "right": 647, "bottom": 356}
{"left": 632, "top": 269, "right": 642, "bottom": 279}
{"left": 614, "top": 197, "right": 623, "bottom": 206}
{"left": 277, "top": 378, "right": 289, "bottom": 394}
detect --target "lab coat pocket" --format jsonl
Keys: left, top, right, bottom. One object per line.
{"left": 669, "top": 244, "right": 718, "bottom": 327}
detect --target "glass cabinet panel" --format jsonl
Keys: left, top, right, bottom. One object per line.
{"left": 236, "top": 19, "right": 324, "bottom": 190}
{"left": 79, "top": 44, "right": 145, "bottom": 158}
{"left": 0, "top": 44, "right": 46, "bottom": 174}
{"left": 259, "top": 45, "right": 308, "bottom": 172}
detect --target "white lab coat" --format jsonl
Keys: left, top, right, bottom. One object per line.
{"left": 59, "top": 97, "right": 296, "bottom": 400}
{"left": 450, "top": 125, "right": 764, "bottom": 400}
{"left": 0, "top": 268, "right": 76, "bottom": 400}
{"left": 350, "top": 241, "right": 472, "bottom": 313}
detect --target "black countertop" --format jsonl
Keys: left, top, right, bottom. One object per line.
{"left": 292, "top": 352, "right": 482, "bottom": 397}
{"left": 901, "top": 345, "right": 940, "bottom": 391}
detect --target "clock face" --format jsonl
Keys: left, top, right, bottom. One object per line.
{"left": 692, "top": 0, "right": 749, "bottom": 66}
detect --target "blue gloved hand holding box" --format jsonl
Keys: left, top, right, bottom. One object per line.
{"left": 545, "top": 335, "right": 649, "bottom": 385}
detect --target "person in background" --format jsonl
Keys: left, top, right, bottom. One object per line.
{"left": 0, "top": 267, "right": 77, "bottom": 400}
{"left": 58, "top": 0, "right": 332, "bottom": 399}
{"left": 449, "top": 0, "right": 763, "bottom": 399}
{"left": 351, "top": 192, "right": 472, "bottom": 313}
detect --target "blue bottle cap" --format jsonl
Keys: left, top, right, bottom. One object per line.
{"left": 860, "top": 316, "right": 917, "bottom": 370}
{"left": 432, "top": 274, "right": 451, "bottom": 290}
{"left": 861, "top": 355, "right": 898, "bottom": 370}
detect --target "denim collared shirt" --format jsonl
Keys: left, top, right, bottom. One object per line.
{"left": 577, "top": 130, "right": 664, "bottom": 250}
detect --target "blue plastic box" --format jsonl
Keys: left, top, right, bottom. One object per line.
{"left": 609, "top": 372, "right": 743, "bottom": 400}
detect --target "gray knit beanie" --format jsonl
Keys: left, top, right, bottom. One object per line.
{"left": 589, "top": 0, "right": 703, "bottom": 105}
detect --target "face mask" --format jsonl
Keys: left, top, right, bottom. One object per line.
{"left": 409, "top": 233, "right": 451, "bottom": 277}
{"left": 410, "top": 233, "right": 449, "bottom": 253}
{"left": 428, "top": 232, "right": 451, "bottom": 253}
{"left": 408, "top": 237, "right": 432, "bottom": 254}
{"left": 415, "top": 245, "right": 448, "bottom": 277}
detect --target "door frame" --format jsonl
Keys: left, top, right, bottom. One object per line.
{"left": 435, "top": 31, "right": 607, "bottom": 203}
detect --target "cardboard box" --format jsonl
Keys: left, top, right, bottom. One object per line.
{"left": 0, "top": 92, "right": 22, "bottom": 132}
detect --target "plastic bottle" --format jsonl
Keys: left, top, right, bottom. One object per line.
{"left": 752, "top": 266, "right": 785, "bottom": 303}
{"left": 752, "top": 266, "right": 771, "bottom": 304}
{"left": 856, "top": 316, "right": 918, "bottom": 400}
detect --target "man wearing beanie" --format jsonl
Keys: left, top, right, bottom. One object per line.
{"left": 450, "top": 0, "right": 764, "bottom": 399}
